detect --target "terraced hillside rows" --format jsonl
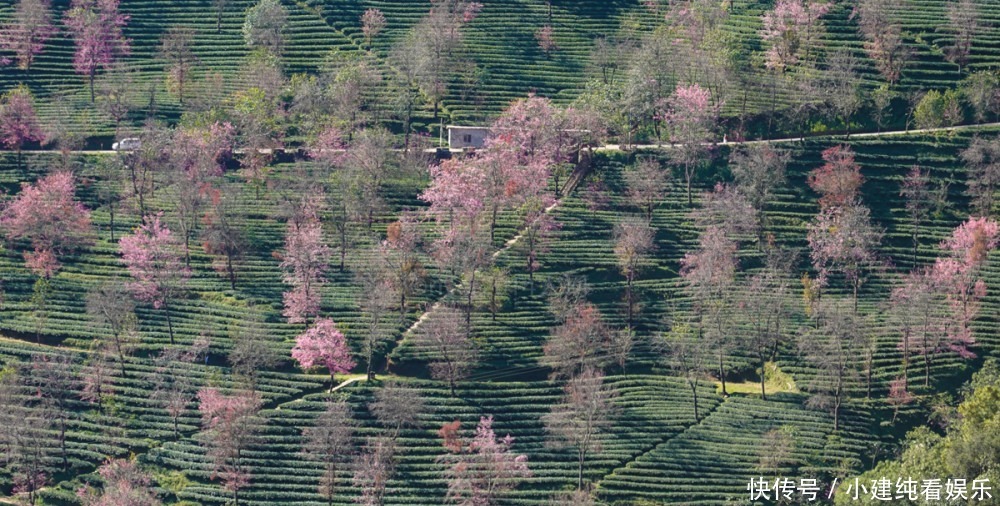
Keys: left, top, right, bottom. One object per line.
{"left": 4, "top": 0, "right": 1000, "bottom": 504}
{"left": 4, "top": 0, "right": 1000, "bottom": 143}
{"left": 146, "top": 376, "right": 721, "bottom": 505}
{"left": 2, "top": 122, "right": 1000, "bottom": 503}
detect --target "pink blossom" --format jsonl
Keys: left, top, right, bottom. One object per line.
{"left": 64, "top": 0, "right": 130, "bottom": 95}
{"left": 197, "top": 388, "right": 261, "bottom": 494}
{"left": 808, "top": 145, "right": 863, "bottom": 209}
{"left": 536, "top": 25, "right": 557, "bottom": 53}
{"left": 0, "top": 0, "right": 57, "bottom": 70}
{"left": 309, "top": 125, "right": 346, "bottom": 167}
{"left": 680, "top": 225, "right": 737, "bottom": 290}
{"left": 930, "top": 217, "right": 999, "bottom": 358}
{"left": 119, "top": 214, "right": 190, "bottom": 309}
{"left": 0, "top": 86, "right": 44, "bottom": 151}
{"left": 760, "top": 0, "right": 829, "bottom": 70}
{"left": 440, "top": 415, "right": 532, "bottom": 504}
{"left": 361, "top": 8, "right": 386, "bottom": 46}
{"left": 78, "top": 458, "right": 159, "bottom": 506}
{"left": 292, "top": 318, "right": 356, "bottom": 383}
{"left": 280, "top": 215, "right": 331, "bottom": 324}
{"left": 0, "top": 171, "right": 92, "bottom": 277}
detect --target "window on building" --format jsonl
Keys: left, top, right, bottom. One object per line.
{"left": 463, "top": 134, "right": 472, "bottom": 143}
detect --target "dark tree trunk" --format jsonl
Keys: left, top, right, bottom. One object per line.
{"left": 227, "top": 254, "right": 237, "bottom": 290}
{"left": 760, "top": 354, "right": 767, "bottom": 401}
{"left": 690, "top": 380, "right": 700, "bottom": 422}
{"left": 165, "top": 301, "right": 175, "bottom": 345}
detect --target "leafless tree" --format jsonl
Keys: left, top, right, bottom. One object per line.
{"left": 681, "top": 223, "right": 739, "bottom": 395}
{"left": 202, "top": 186, "right": 249, "bottom": 290}
{"left": 900, "top": 165, "right": 947, "bottom": 264}
{"left": 23, "top": 353, "right": 77, "bottom": 471}
{"left": 945, "top": 0, "right": 980, "bottom": 72}
{"left": 341, "top": 128, "right": 396, "bottom": 230}
{"left": 624, "top": 158, "right": 670, "bottom": 220}
{"left": 730, "top": 144, "right": 789, "bottom": 242}
{"left": 544, "top": 302, "right": 609, "bottom": 379}
{"left": 152, "top": 346, "right": 200, "bottom": 439}
{"left": 228, "top": 307, "right": 280, "bottom": 392}
{"left": 854, "top": 0, "right": 910, "bottom": 84}
{"left": 798, "top": 299, "right": 864, "bottom": 432}
{"left": 738, "top": 248, "right": 794, "bottom": 400}
{"left": 96, "top": 63, "right": 135, "bottom": 139}
{"left": 613, "top": 217, "right": 655, "bottom": 329}
{"left": 657, "top": 316, "right": 710, "bottom": 422}
{"left": 159, "top": 25, "right": 197, "bottom": 106}
{"left": 357, "top": 257, "right": 396, "bottom": 381}
{"left": 414, "top": 305, "right": 478, "bottom": 395}
{"left": 353, "top": 436, "right": 396, "bottom": 506}
{"left": 378, "top": 216, "right": 425, "bottom": 316}
{"left": 961, "top": 136, "right": 1000, "bottom": 217}
{"left": 80, "top": 340, "right": 118, "bottom": 414}
{"left": 609, "top": 327, "right": 635, "bottom": 375}
{"left": 86, "top": 279, "right": 138, "bottom": 378}
{"left": 302, "top": 399, "right": 356, "bottom": 506}
{"left": 822, "top": 48, "right": 863, "bottom": 136}
{"left": 757, "top": 426, "right": 797, "bottom": 474}
{"left": 0, "top": 372, "right": 54, "bottom": 506}
{"left": 543, "top": 368, "right": 615, "bottom": 491}
{"left": 369, "top": 380, "right": 426, "bottom": 439}
{"left": 546, "top": 274, "right": 591, "bottom": 324}
{"left": 212, "top": 0, "right": 228, "bottom": 33}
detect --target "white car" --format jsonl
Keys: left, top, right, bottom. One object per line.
{"left": 112, "top": 138, "right": 141, "bottom": 151}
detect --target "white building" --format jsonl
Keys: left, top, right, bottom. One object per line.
{"left": 447, "top": 125, "right": 490, "bottom": 150}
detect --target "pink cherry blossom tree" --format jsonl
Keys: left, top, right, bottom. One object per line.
{"left": 491, "top": 94, "right": 565, "bottom": 175}
{"left": 806, "top": 202, "right": 883, "bottom": 310}
{"left": 930, "top": 217, "right": 999, "bottom": 359}
{"left": 662, "top": 84, "right": 718, "bottom": 205}
{"left": 0, "top": 0, "right": 56, "bottom": 70}
{"left": 119, "top": 214, "right": 190, "bottom": 344}
{"left": 1, "top": 85, "right": 45, "bottom": 172}
{"left": 280, "top": 202, "right": 332, "bottom": 324}
{"left": 77, "top": 458, "right": 161, "bottom": 506}
{"left": 421, "top": 157, "right": 487, "bottom": 228}
{"left": 197, "top": 388, "right": 262, "bottom": 506}
{"left": 292, "top": 318, "right": 356, "bottom": 390}
{"left": 1, "top": 171, "right": 92, "bottom": 278}
{"left": 64, "top": 0, "right": 130, "bottom": 102}
{"left": 438, "top": 415, "right": 532, "bottom": 505}
{"left": 759, "top": 0, "right": 829, "bottom": 71}
{"left": 536, "top": 24, "right": 557, "bottom": 54}
{"left": 361, "top": 8, "right": 386, "bottom": 50}
{"left": 807, "top": 145, "right": 863, "bottom": 210}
